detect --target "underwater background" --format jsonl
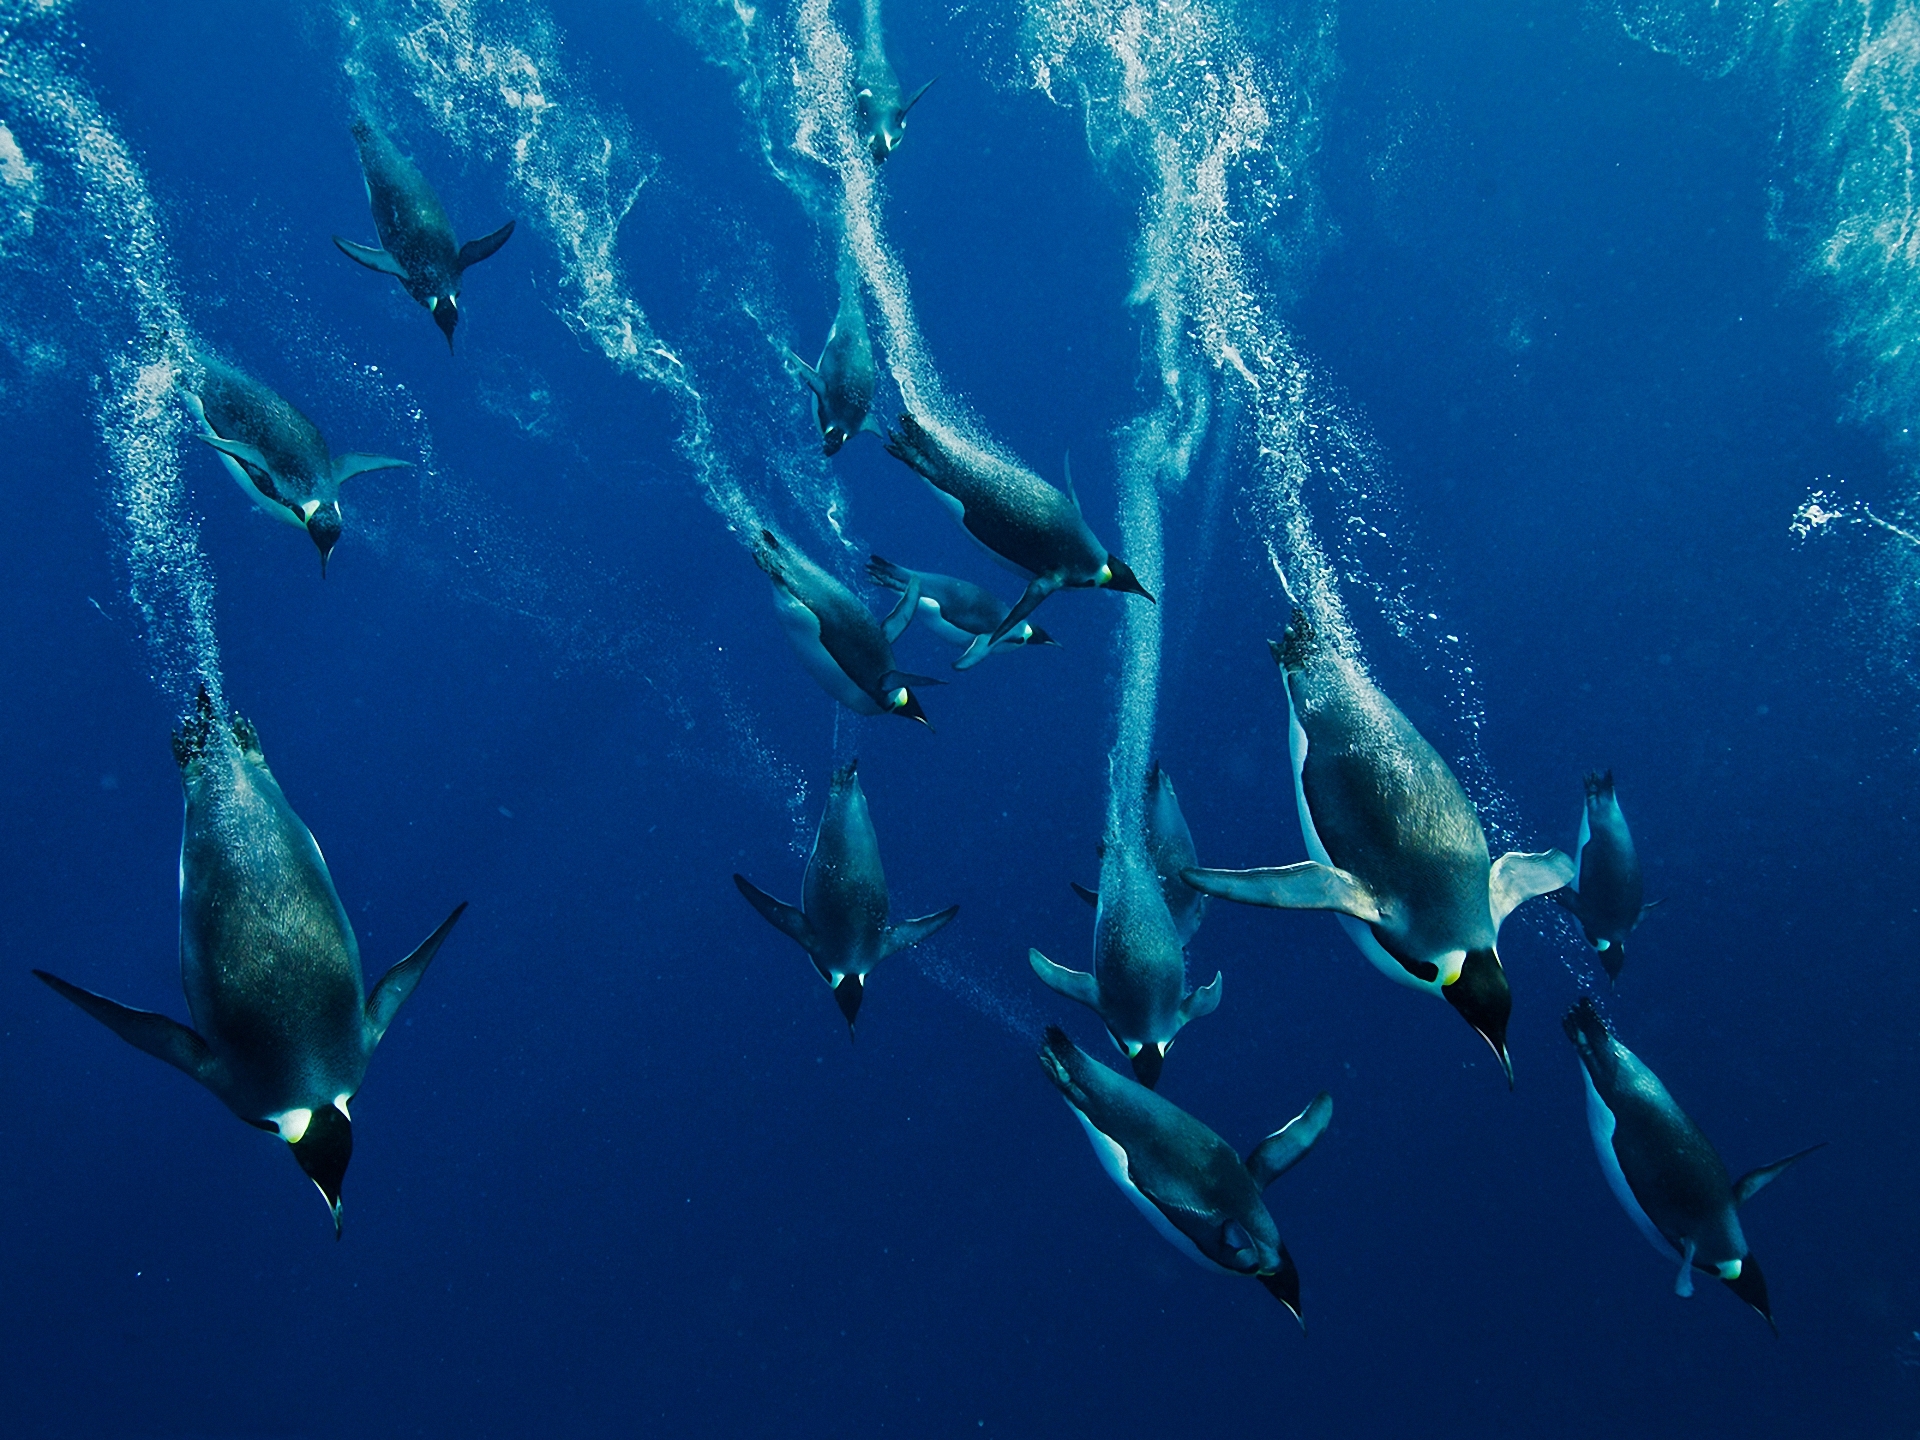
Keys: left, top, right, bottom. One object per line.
{"left": 3, "top": 0, "right": 1919, "bottom": 1434}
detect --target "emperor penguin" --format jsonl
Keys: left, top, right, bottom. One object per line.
{"left": 1038, "top": 1026, "right": 1331, "bottom": 1325}
{"left": 1554, "top": 771, "right": 1658, "bottom": 984}
{"left": 333, "top": 118, "right": 515, "bottom": 351}
{"left": 183, "top": 354, "right": 410, "bottom": 576}
{"left": 854, "top": 24, "right": 934, "bottom": 163}
{"left": 1563, "top": 997, "right": 1820, "bottom": 1330}
{"left": 1183, "top": 608, "right": 1573, "bottom": 1085}
{"left": 752, "top": 529, "right": 936, "bottom": 725}
{"left": 865, "top": 555, "right": 1058, "bottom": 669}
{"left": 791, "top": 266, "right": 882, "bottom": 455}
{"left": 734, "top": 759, "right": 958, "bottom": 1034}
{"left": 33, "top": 689, "right": 465, "bottom": 1236}
{"left": 1030, "top": 820, "right": 1221, "bottom": 1088}
{"left": 883, "top": 413, "right": 1153, "bottom": 642}
{"left": 1073, "top": 763, "right": 1208, "bottom": 945}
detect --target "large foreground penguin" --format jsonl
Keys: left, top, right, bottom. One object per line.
{"left": 333, "top": 119, "right": 515, "bottom": 351}
{"left": 752, "top": 529, "right": 936, "bottom": 725}
{"left": 183, "top": 355, "right": 410, "bottom": 576}
{"left": 1031, "top": 802, "right": 1220, "bottom": 1088}
{"left": 734, "top": 759, "right": 957, "bottom": 1034}
{"left": 34, "top": 690, "right": 464, "bottom": 1236}
{"left": 1563, "top": 998, "right": 1819, "bottom": 1330}
{"left": 1038, "top": 1027, "right": 1330, "bottom": 1325}
{"left": 1554, "top": 771, "right": 1657, "bottom": 984}
{"left": 1184, "top": 608, "right": 1571, "bottom": 1084}
{"left": 883, "top": 413, "right": 1152, "bottom": 642}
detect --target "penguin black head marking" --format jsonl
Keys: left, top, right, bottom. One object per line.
{"left": 833, "top": 974, "right": 864, "bottom": 1034}
{"left": 306, "top": 504, "right": 343, "bottom": 577}
{"left": 1443, "top": 947, "right": 1513, "bottom": 1087}
{"left": 1128, "top": 1041, "right": 1166, "bottom": 1089}
{"left": 1721, "top": 1252, "right": 1775, "bottom": 1332}
{"left": 286, "top": 1101, "right": 353, "bottom": 1239}
{"left": 887, "top": 686, "right": 930, "bottom": 727}
{"left": 429, "top": 292, "right": 459, "bottom": 350}
{"left": 1097, "top": 556, "right": 1155, "bottom": 602}
{"left": 821, "top": 426, "right": 850, "bottom": 457}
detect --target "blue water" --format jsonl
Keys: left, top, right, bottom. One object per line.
{"left": 3, "top": 0, "right": 1917, "bottom": 1435}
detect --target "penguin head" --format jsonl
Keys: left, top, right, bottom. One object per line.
{"left": 303, "top": 500, "right": 343, "bottom": 577}
{"left": 1202, "top": 1210, "right": 1281, "bottom": 1282}
{"left": 885, "top": 685, "right": 930, "bottom": 727}
{"left": 282, "top": 1099, "right": 354, "bottom": 1239}
{"left": 1024, "top": 623, "right": 1060, "bottom": 647}
{"left": 1720, "top": 1252, "right": 1775, "bottom": 1331}
{"left": 832, "top": 973, "right": 864, "bottom": 1035}
{"left": 1443, "top": 947, "right": 1514, "bottom": 1087}
{"left": 1096, "top": 556, "right": 1155, "bottom": 602}
{"left": 821, "top": 425, "right": 849, "bottom": 457}
{"left": 428, "top": 292, "right": 459, "bottom": 350}
{"left": 1125, "top": 1040, "right": 1166, "bottom": 1089}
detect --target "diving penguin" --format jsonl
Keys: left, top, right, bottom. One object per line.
{"left": 1563, "top": 997, "right": 1820, "bottom": 1330}
{"left": 734, "top": 759, "right": 958, "bottom": 1034}
{"left": 883, "top": 413, "right": 1153, "bottom": 642}
{"left": 1039, "top": 1026, "right": 1330, "bottom": 1324}
{"left": 184, "top": 354, "right": 409, "bottom": 576}
{"left": 333, "top": 118, "right": 515, "bottom": 351}
{"left": 1031, "top": 817, "right": 1221, "bottom": 1088}
{"left": 1554, "top": 771, "right": 1658, "bottom": 984}
{"left": 865, "top": 555, "right": 1058, "bottom": 669}
{"left": 33, "top": 689, "right": 465, "bottom": 1236}
{"left": 791, "top": 266, "right": 882, "bottom": 455}
{"left": 854, "top": 23, "right": 934, "bottom": 163}
{"left": 1183, "top": 607, "right": 1573, "bottom": 1085}
{"left": 752, "top": 529, "right": 936, "bottom": 725}
{"left": 1072, "top": 762, "right": 1208, "bottom": 945}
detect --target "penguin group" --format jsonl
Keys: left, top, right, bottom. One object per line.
{"left": 30, "top": 6, "right": 1818, "bottom": 1342}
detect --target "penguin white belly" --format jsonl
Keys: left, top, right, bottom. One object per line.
{"left": 917, "top": 599, "right": 973, "bottom": 647}
{"left": 1288, "top": 700, "right": 1443, "bottom": 996}
{"left": 1068, "top": 1106, "right": 1229, "bottom": 1273}
{"left": 1571, "top": 809, "right": 1591, "bottom": 894}
{"left": 1582, "top": 1067, "right": 1679, "bottom": 1263}
{"left": 770, "top": 588, "right": 880, "bottom": 715}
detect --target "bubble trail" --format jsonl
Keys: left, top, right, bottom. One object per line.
{"left": 0, "top": 7, "right": 225, "bottom": 714}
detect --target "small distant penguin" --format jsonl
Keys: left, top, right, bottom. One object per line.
{"left": 1038, "top": 1026, "right": 1330, "bottom": 1324}
{"left": 734, "top": 759, "right": 957, "bottom": 1034}
{"left": 865, "top": 554, "right": 1058, "bottom": 670}
{"left": 1563, "top": 997, "right": 1820, "bottom": 1330}
{"left": 791, "top": 267, "right": 881, "bottom": 455}
{"left": 752, "top": 529, "right": 937, "bottom": 724}
{"left": 854, "top": 29, "right": 934, "bottom": 163}
{"left": 1554, "top": 771, "right": 1657, "bottom": 984}
{"left": 1184, "top": 608, "right": 1573, "bottom": 1085}
{"left": 883, "top": 413, "right": 1153, "bottom": 642}
{"left": 183, "top": 354, "right": 409, "bottom": 576}
{"left": 34, "top": 689, "right": 464, "bottom": 1236}
{"left": 333, "top": 118, "right": 515, "bottom": 351}
{"left": 1031, "top": 823, "right": 1221, "bottom": 1088}
{"left": 1075, "top": 764, "right": 1208, "bottom": 945}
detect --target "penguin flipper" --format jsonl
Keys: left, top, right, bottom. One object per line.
{"left": 787, "top": 350, "right": 828, "bottom": 401}
{"left": 734, "top": 874, "right": 815, "bottom": 950}
{"left": 1070, "top": 881, "right": 1099, "bottom": 908}
{"left": 1675, "top": 1239, "right": 1697, "bottom": 1297}
{"left": 1028, "top": 948, "right": 1100, "bottom": 1010}
{"left": 332, "top": 453, "right": 413, "bottom": 485}
{"left": 900, "top": 77, "right": 937, "bottom": 116}
{"left": 200, "top": 435, "right": 281, "bottom": 503}
{"left": 865, "top": 554, "right": 912, "bottom": 593}
{"left": 883, "top": 904, "right": 959, "bottom": 957}
{"left": 1732, "top": 1143, "right": 1825, "bottom": 1206}
{"left": 32, "top": 970, "right": 214, "bottom": 1083}
{"left": 1489, "top": 848, "right": 1576, "bottom": 926}
{"left": 882, "top": 572, "right": 922, "bottom": 644}
{"left": 332, "top": 235, "right": 410, "bottom": 279}
{"left": 989, "top": 574, "right": 1061, "bottom": 646}
{"left": 1181, "top": 862, "right": 1382, "bottom": 923}
{"left": 364, "top": 902, "right": 467, "bottom": 1047}
{"left": 1245, "top": 1091, "right": 1332, "bottom": 1188}
{"left": 456, "top": 219, "right": 516, "bottom": 270}
{"left": 951, "top": 633, "right": 993, "bottom": 670}
{"left": 1178, "top": 971, "right": 1222, "bottom": 1025}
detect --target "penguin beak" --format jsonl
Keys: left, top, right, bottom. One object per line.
{"left": 1099, "top": 556, "right": 1155, "bottom": 602}
{"left": 1722, "top": 1253, "right": 1776, "bottom": 1333}
{"left": 832, "top": 973, "right": 863, "bottom": 1038}
{"left": 432, "top": 294, "right": 458, "bottom": 351}
{"left": 1257, "top": 1244, "right": 1306, "bottom": 1329}
{"left": 1127, "top": 1042, "right": 1166, "bottom": 1089}
{"left": 1028, "top": 625, "right": 1060, "bottom": 648}
{"left": 1443, "top": 947, "right": 1514, "bottom": 1088}
{"left": 288, "top": 1102, "right": 353, "bottom": 1239}
{"left": 892, "top": 690, "right": 931, "bottom": 728}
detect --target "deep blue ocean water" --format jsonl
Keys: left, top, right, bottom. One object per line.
{"left": 3, "top": 0, "right": 1918, "bottom": 1435}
